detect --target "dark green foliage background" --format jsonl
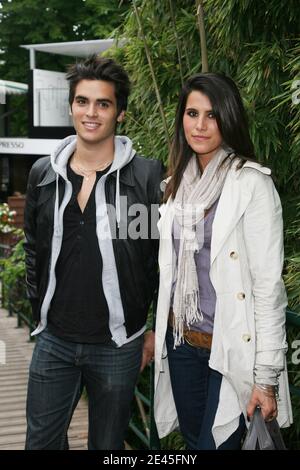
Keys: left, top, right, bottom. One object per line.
{"left": 0, "top": 0, "right": 299, "bottom": 449}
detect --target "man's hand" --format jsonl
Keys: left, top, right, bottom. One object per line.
{"left": 140, "top": 330, "right": 155, "bottom": 372}
{"left": 247, "top": 385, "right": 277, "bottom": 422}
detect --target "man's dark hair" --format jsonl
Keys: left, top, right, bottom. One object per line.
{"left": 66, "top": 54, "right": 130, "bottom": 114}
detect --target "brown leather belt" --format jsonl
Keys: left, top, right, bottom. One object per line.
{"left": 168, "top": 309, "right": 212, "bottom": 350}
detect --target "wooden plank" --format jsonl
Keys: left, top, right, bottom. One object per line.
{"left": 0, "top": 390, "right": 28, "bottom": 400}
{"left": 0, "top": 408, "right": 87, "bottom": 420}
{"left": 0, "top": 409, "right": 26, "bottom": 419}
{"left": 0, "top": 308, "right": 88, "bottom": 451}
{"left": 0, "top": 402, "right": 29, "bottom": 412}
{"left": 0, "top": 376, "right": 29, "bottom": 383}
{"left": 0, "top": 386, "right": 28, "bottom": 392}
{"left": 0, "top": 397, "right": 27, "bottom": 406}
{"left": 0, "top": 419, "right": 89, "bottom": 437}
{"left": 0, "top": 443, "right": 25, "bottom": 450}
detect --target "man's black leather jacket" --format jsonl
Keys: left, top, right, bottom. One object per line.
{"left": 24, "top": 154, "right": 164, "bottom": 337}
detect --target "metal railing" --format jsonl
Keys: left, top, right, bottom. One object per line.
{"left": 286, "top": 308, "right": 300, "bottom": 328}
{"left": 128, "top": 363, "right": 161, "bottom": 449}
{"left": 286, "top": 308, "right": 300, "bottom": 398}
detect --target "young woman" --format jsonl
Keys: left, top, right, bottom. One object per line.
{"left": 154, "top": 73, "right": 292, "bottom": 450}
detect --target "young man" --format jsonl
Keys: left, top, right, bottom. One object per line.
{"left": 24, "top": 55, "right": 163, "bottom": 450}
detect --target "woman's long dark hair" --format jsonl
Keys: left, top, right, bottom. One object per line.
{"left": 165, "top": 73, "right": 256, "bottom": 200}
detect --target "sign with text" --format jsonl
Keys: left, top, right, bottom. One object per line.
{"left": 33, "top": 69, "right": 72, "bottom": 127}
{"left": 0, "top": 138, "right": 61, "bottom": 155}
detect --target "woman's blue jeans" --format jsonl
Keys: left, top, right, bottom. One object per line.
{"left": 166, "top": 328, "right": 245, "bottom": 450}
{"left": 25, "top": 328, "right": 143, "bottom": 450}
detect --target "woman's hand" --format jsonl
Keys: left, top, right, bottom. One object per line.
{"left": 247, "top": 384, "right": 278, "bottom": 422}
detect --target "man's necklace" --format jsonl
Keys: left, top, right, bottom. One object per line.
{"left": 72, "top": 156, "right": 112, "bottom": 181}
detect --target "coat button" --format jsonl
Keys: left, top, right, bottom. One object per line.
{"left": 230, "top": 251, "right": 238, "bottom": 259}
{"left": 237, "top": 292, "right": 245, "bottom": 300}
{"left": 242, "top": 334, "right": 251, "bottom": 342}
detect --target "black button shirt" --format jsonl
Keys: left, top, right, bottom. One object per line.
{"left": 48, "top": 162, "right": 112, "bottom": 343}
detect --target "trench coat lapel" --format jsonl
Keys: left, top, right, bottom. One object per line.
{"left": 159, "top": 178, "right": 251, "bottom": 269}
{"left": 158, "top": 165, "right": 258, "bottom": 269}
{"left": 157, "top": 198, "right": 175, "bottom": 271}
{"left": 211, "top": 171, "right": 251, "bottom": 265}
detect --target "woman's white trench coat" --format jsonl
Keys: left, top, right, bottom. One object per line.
{"left": 154, "top": 160, "right": 293, "bottom": 448}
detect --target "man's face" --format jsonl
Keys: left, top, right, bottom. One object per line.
{"left": 71, "top": 79, "right": 124, "bottom": 146}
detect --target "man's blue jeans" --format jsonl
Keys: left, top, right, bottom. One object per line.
{"left": 166, "top": 328, "right": 245, "bottom": 450}
{"left": 25, "top": 328, "right": 143, "bottom": 450}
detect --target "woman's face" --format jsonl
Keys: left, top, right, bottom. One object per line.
{"left": 183, "top": 90, "right": 223, "bottom": 170}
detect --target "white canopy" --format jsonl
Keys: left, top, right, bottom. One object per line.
{"left": 21, "top": 39, "right": 119, "bottom": 58}
{"left": 0, "top": 79, "right": 28, "bottom": 95}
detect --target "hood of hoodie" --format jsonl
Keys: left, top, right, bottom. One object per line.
{"left": 50, "top": 134, "right": 136, "bottom": 229}
{"left": 50, "top": 134, "right": 136, "bottom": 179}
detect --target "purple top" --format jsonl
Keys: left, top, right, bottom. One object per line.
{"left": 171, "top": 199, "right": 218, "bottom": 334}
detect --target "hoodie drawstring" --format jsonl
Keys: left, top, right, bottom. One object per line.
{"left": 116, "top": 169, "right": 121, "bottom": 229}
{"left": 54, "top": 175, "right": 59, "bottom": 234}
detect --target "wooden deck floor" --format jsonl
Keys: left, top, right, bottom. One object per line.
{"left": 0, "top": 307, "right": 88, "bottom": 450}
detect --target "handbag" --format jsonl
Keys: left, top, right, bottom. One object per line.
{"left": 242, "top": 407, "right": 287, "bottom": 450}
